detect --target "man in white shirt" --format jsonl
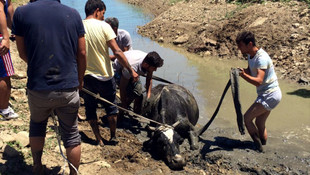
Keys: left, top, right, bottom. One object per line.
{"left": 105, "top": 17, "right": 133, "bottom": 60}
{"left": 114, "top": 50, "right": 164, "bottom": 115}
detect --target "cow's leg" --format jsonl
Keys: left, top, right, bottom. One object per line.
{"left": 189, "top": 130, "right": 199, "bottom": 150}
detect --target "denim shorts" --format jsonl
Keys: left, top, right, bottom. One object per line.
{"left": 126, "top": 79, "right": 143, "bottom": 100}
{"left": 256, "top": 88, "right": 282, "bottom": 111}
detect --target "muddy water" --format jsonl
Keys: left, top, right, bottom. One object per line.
{"left": 64, "top": 0, "right": 310, "bottom": 153}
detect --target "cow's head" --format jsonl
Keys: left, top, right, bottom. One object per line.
{"left": 143, "top": 126, "right": 186, "bottom": 170}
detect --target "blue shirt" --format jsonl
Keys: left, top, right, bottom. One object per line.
{"left": 12, "top": 0, "right": 85, "bottom": 90}
{"left": 248, "top": 48, "right": 279, "bottom": 95}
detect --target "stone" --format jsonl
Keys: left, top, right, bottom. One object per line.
{"left": 204, "top": 38, "right": 217, "bottom": 46}
{"left": 204, "top": 51, "right": 212, "bottom": 57}
{"left": 95, "top": 160, "right": 111, "bottom": 168}
{"left": 249, "top": 17, "right": 268, "bottom": 28}
{"left": 290, "top": 34, "right": 299, "bottom": 39}
{"left": 54, "top": 145, "right": 66, "bottom": 153}
{"left": 14, "top": 131, "right": 29, "bottom": 147}
{"left": 0, "top": 134, "right": 15, "bottom": 143}
{"left": 292, "top": 23, "right": 300, "bottom": 28}
{"left": 173, "top": 34, "right": 189, "bottom": 45}
{"left": 298, "top": 77, "right": 309, "bottom": 84}
{"left": 0, "top": 138, "right": 3, "bottom": 149}
{"left": 10, "top": 73, "right": 27, "bottom": 80}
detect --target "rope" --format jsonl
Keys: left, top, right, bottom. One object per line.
{"left": 51, "top": 112, "right": 79, "bottom": 175}
{"left": 197, "top": 68, "right": 245, "bottom": 136}
{"left": 141, "top": 74, "right": 173, "bottom": 84}
{"left": 197, "top": 80, "right": 231, "bottom": 136}
{"left": 81, "top": 88, "right": 174, "bottom": 129}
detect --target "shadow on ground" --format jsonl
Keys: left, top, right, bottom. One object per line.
{"left": 287, "top": 88, "right": 310, "bottom": 98}
{"left": 0, "top": 145, "right": 61, "bottom": 175}
{"left": 200, "top": 136, "right": 255, "bottom": 156}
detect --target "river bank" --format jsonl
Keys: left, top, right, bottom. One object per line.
{"left": 127, "top": 0, "right": 310, "bottom": 85}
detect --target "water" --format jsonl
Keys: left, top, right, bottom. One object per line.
{"left": 63, "top": 0, "right": 310, "bottom": 148}
{"left": 62, "top": 0, "right": 205, "bottom": 115}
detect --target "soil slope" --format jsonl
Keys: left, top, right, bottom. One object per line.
{"left": 129, "top": 0, "right": 310, "bottom": 85}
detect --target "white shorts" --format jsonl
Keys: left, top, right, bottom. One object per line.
{"left": 256, "top": 88, "right": 282, "bottom": 111}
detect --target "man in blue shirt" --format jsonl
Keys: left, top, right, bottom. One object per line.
{"left": 12, "top": 0, "right": 86, "bottom": 174}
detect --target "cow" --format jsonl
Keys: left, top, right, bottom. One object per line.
{"left": 141, "top": 84, "right": 199, "bottom": 170}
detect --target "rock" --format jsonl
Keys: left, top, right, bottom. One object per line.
{"left": 292, "top": 23, "right": 300, "bottom": 28}
{"left": 54, "top": 145, "right": 66, "bottom": 153}
{"left": 298, "top": 77, "right": 309, "bottom": 84}
{"left": 198, "top": 169, "right": 206, "bottom": 175}
{"left": 14, "top": 131, "right": 29, "bottom": 147}
{"left": 0, "top": 138, "right": 3, "bottom": 149}
{"left": 10, "top": 73, "right": 27, "bottom": 80}
{"left": 2, "top": 144, "right": 20, "bottom": 157}
{"left": 204, "top": 38, "right": 217, "bottom": 46}
{"left": 204, "top": 51, "right": 212, "bottom": 57}
{"left": 95, "top": 160, "right": 111, "bottom": 168}
{"left": 10, "top": 89, "right": 26, "bottom": 101}
{"left": 173, "top": 34, "right": 189, "bottom": 45}
{"left": 219, "top": 45, "right": 230, "bottom": 56}
{"left": 0, "top": 134, "right": 16, "bottom": 143}
{"left": 300, "top": 8, "right": 309, "bottom": 17}
{"left": 8, "top": 120, "right": 24, "bottom": 127}
{"left": 249, "top": 17, "right": 268, "bottom": 28}
{"left": 290, "top": 34, "right": 299, "bottom": 39}
{"left": 158, "top": 37, "right": 164, "bottom": 43}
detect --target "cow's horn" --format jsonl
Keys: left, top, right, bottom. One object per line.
{"left": 146, "top": 125, "right": 156, "bottom": 131}
{"left": 172, "top": 121, "right": 180, "bottom": 128}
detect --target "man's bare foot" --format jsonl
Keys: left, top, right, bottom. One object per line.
{"left": 109, "top": 137, "right": 119, "bottom": 145}
{"left": 260, "top": 138, "right": 267, "bottom": 145}
{"left": 96, "top": 139, "right": 104, "bottom": 147}
{"left": 253, "top": 137, "right": 264, "bottom": 153}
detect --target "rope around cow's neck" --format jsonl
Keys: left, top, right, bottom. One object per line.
{"left": 81, "top": 88, "right": 176, "bottom": 129}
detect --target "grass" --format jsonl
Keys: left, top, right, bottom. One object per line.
{"left": 226, "top": 0, "right": 310, "bottom": 6}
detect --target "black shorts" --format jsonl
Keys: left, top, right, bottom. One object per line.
{"left": 83, "top": 75, "right": 118, "bottom": 120}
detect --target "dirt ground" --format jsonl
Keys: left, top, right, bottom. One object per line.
{"left": 0, "top": 0, "right": 310, "bottom": 175}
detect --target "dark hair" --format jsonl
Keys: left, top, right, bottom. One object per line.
{"left": 143, "top": 51, "right": 164, "bottom": 68}
{"left": 85, "top": 0, "right": 106, "bottom": 17}
{"left": 236, "top": 31, "right": 256, "bottom": 46}
{"left": 30, "top": 0, "right": 60, "bottom": 2}
{"left": 105, "top": 17, "right": 119, "bottom": 29}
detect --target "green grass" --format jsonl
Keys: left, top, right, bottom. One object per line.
{"left": 226, "top": 0, "right": 310, "bottom": 6}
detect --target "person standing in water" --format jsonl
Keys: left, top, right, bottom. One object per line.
{"left": 236, "top": 31, "right": 282, "bottom": 152}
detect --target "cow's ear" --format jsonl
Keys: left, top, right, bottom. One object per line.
{"left": 178, "top": 137, "right": 184, "bottom": 145}
{"left": 143, "top": 139, "right": 153, "bottom": 151}
{"left": 174, "top": 132, "right": 184, "bottom": 144}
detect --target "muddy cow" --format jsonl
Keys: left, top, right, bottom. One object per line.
{"left": 142, "top": 84, "right": 199, "bottom": 170}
